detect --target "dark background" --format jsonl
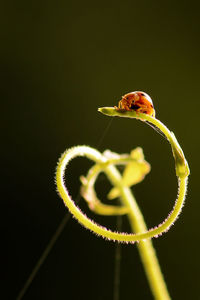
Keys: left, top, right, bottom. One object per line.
{"left": 2, "top": 1, "right": 199, "bottom": 299}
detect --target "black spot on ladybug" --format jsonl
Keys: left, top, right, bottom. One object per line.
{"left": 131, "top": 104, "right": 140, "bottom": 110}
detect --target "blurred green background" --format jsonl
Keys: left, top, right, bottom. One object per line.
{"left": 2, "top": 1, "right": 199, "bottom": 299}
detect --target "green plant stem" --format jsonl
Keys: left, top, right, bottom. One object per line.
{"left": 57, "top": 147, "right": 171, "bottom": 299}
{"left": 104, "top": 164, "right": 170, "bottom": 300}
{"left": 98, "top": 107, "right": 189, "bottom": 178}
{"left": 57, "top": 146, "right": 188, "bottom": 242}
{"left": 56, "top": 144, "right": 188, "bottom": 299}
{"left": 56, "top": 106, "right": 189, "bottom": 300}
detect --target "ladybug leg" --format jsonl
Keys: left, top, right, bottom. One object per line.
{"left": 136, "top": 105, "right": 148, "bottom": 114}
{"left": 115, "top": 100, "right": 122, "bottom": 111}
{"left": 137, "top": 105, "right": 155, "bottom": 117}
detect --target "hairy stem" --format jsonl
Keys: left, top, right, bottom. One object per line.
{"left": 105, "top": 164, "right": 171, "bottom": 300}
{"left": 56, "top": 106, "right": 189, "bottom": 300}
{"left": 56, "top": 145, "right": 188, "bottom": 242}
{"left": 98, "top": 107, "right": 189, "bottom": 178}
{"left": 56, "top": 147, "right": 172, "bottom": 299}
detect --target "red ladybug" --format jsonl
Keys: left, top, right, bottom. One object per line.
{"left": 116, "top": 91, "right": 155, "bottom": 117}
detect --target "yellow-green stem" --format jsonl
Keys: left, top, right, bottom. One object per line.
{"left": 56, "top": 146, "right": 188, "bottom": 242}
{"left": 105, "top": 164, "right": 171, "bottom": 300}
{"left": 57, "top": 148, "right": 171, "bottom": 299}
{"left": 56, "top": 105, "right": 189, "bottom": 300}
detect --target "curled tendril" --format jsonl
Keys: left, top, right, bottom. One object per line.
{"left": 80, "top": 148, "right": 150, "bottom": 216}
{"left": 56, "top": 103, "right": 189, "bottom": 300}
{"left": 98, "top": 107, "right": 190, "bottom": 178}
{"left": 80, "top": 164, "right": 129, "bottom": 216}
{"left": 56, "top": 107, "right": 189, "bottom": 243}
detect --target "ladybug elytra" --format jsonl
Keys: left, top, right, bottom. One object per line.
{"left": 116, "top": 91, "right": 155, "bottom": 117}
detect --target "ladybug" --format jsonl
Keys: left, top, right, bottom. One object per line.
{"left": 116, "top": 91, "right": 155, "bottom": 117}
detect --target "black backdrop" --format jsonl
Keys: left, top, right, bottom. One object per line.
{"left": 2, "top": 1, "right": 199, "bottom": 299}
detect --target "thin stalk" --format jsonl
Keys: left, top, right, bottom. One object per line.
{"left": 98, "top": 107, "right": 190, "bottom": 178}
{"left": 80, "top": 160, "right": 171, "bottom": 299}
{"left": 104, "top": 164, "right": 171, "bottom": 300}
{"left": 16, "top": 213, "right": 71, "bottom": 300}
{"left": 56, "top": 146, "right": 188, "bottom": 242}
{"left": 56, "top": 105, "right": 189, "bottom": 300}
